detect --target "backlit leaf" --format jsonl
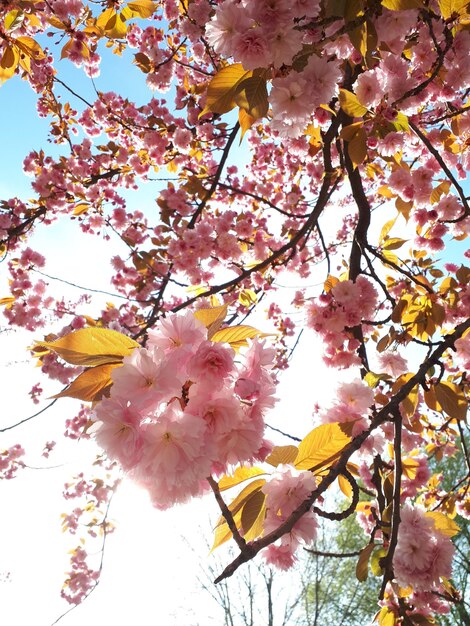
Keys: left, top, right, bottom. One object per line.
{"left": 201, "top": 64, "right": 252, "bottom": 117}
{"left": 238, "top": 108, "right": 256, "bottom": 140}
{"left": 338, "top": 473, "right": 353, "bottom": 498}
{"left": 438, "top": 0, "right": 469, "bottom": 18}
{"left": 356, "top": 543, "right": 375, "bottom": 581}
{"left": 233, "top": 73, "right": 269, "bottom": 120}
{"left": 425, "top": 511, "right": 460, "bottom": 537}
{"left": 392, "top": 373, "right": 419, "bottom": 418}
{"left": 215, "top": 479, "right": 267, "bottom": 526}
{"left": 435, "top": 381, "right": 468, "bottom": 420}
{"left": 125, "top": 0, "right": 157, "bottom": 18}
{"left": 382, "top": 0, "right": 424, "bottom": 9}
{"left": 266, "top": 445, "right": 299, "bottom": 467}
{"left": 218, "top": 466, "right": 266, "bottom": 491}
{"left": 193, "top": 303, "right": 228, "bottom": 338}
{"left": 339, "top": 89, "right": 368, "bottom": 117}
{"left": 348, "top": 127, "right": 368, "bottom": 169}
{"left": 402, "top": 457, "right": 420, "bottom": 479}
{"left": 370, "top": 546, "right": 387, "bottom": 576}
{"left": 295, "top": 422, "right": 353, "bottom": 472}
{"left": 53, "top": 363, "right": 120, "bottom": 401}
{"left": 35, "top": 328, "right": 139, "bottom": 366}
{"left": 211, "top": 325, "right": 270, "bottom": 350}
{"left": 241, "top": 490, "right": 266, "bottom": 537}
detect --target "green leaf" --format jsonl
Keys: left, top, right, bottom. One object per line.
{"left": 35, "top": 328, "right": 139, "bottom": 366}
{"left": 294, "top": 422, "right": 353, "bottom": 472}
{"left": 265, "top": 445, "right": 299, "bottom": 467}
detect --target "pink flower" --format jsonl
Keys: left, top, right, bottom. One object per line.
{"left": 377, "top": 352, "right": 408, "bottom": 376}
{"left": 337, "top": 379, "right": 374, "bottom": 412}
{"left": 232, "top": 27, "right": 271, "bottom": 70}
{"left": 205, "top": 1, "right": 252, "bottom": 57}
{"left": 355, "top": 70, "right": 383, "bottom": 108}
{"left": 111, "top": 347, "right": 184, "bottom": 410}
{"left": 393, "top": 504, "right": 454, "bottom": 591}
{"left": 187, "top": 340, "right": 235, "bottom": 387}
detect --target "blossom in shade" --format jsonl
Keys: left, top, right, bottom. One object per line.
{"left": 393, "top": 504, "right": 454, "bottom": 591}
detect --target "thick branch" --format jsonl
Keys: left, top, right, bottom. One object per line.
{"left": 214, "top": 318, "right": 470, "bottom": 584}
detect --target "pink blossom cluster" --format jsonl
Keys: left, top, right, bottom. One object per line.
{"left": 0, "top": 445, "right": 25, "bottom": 480}
{"left": 261, "top": 465, "right": 317, "bottom": 570}
{"left": 319, "top": 378, "right": 374, "bottom": 436}
{"left": 93, "top": 311, "right": 277, "bottom": 509}
{"left": 61, "top": 547, "right": 99, "bottom": 606}
{"left": 393, "top": 504, "right": 454, "bottom": 592}
{"left": 307, "top": 276, "right": 379, "bottom": 368}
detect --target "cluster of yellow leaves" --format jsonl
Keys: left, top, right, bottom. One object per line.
{"left": 212, "top": 422, "right": 354, "bottom": 550}
{"left": 34, "top": 328, "right": 139, "bottom": 402}
{"left": 0, "top": 10, "right": 45, "bottom": 83}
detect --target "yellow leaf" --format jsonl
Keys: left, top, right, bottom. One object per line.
{"left": 265, "top": 445, "right": 299, "bottom": 467}
{"left": 241, "top": 490, "right": 266, "bottom": 537}
{"left": 338, "top": 473, "right": 353, "bottom": 498}
{"left": 438, "top": 0, "right": 469, "bottom": 19}
{"left": 402, "top": 457, "right": 420, "bottom": 479}
{"left": 324, "top": 274, "right": 339, "bottom": 292}
{"left": 348, "top": 127, "right": 368, "bottom": 168}
{"left": 238, "top": 288, "right": 257, "bottom": 307}
{"left": 125, "top": 0, "right": 157, "bottom": 18}
{"left": 243, "top": 493, "right": 266, "bottom": 542}
{"left": 379, "top": 216, "right": 398, "bottom": 245}
{"left": 392, "top": 373, "right": 419, "bottom": 418}
{"left": 377, "top": 185, "right": 396, "bottom": 199}
{"left": 4, "top": 10, "right": 24, "bottom": 31}
{"left": 294, "top": 422, "right": 353, "bottom": 472}
{"left": 370, "top": 546, "right": 387, "bottom": 576}
{"left": 218, "top": 466, "right": 266, "bottom": 492}
{"left": 35, "top": 328, "right": 139, "bottom": 366}
{"left": 435, "top": 381, "right": 468, "bottom": 420}
{"left": 378, "top": 606, "right": 397, "bottom": 626}
{"left": 382, "top": 237, "right": 407, "bottom": 250}
{"left": 381, "top": 0, "right": 424, "bottom": 9}
{"left": 201, "top": 63, "right": 252, "bottom": 117}
{"left": 73, "top": 203, "right": 90, "bottom": 216}
{"left": 356, "top": 543, "right": 375, "bottom": 582}
{"left": 53, "top": 363, "right": 120, "bottom": 401}
{"left": 233, "top": 72, "right": 269, "bottom": 119}
{"left": 211, "top": 325, "right": 271, "bottom": 350}
{"left": 14, "top": 36, "right": 45, "bottom": 61}
{"left": 211, "top": 508, "right": 243, "bottom": 551}
{"left": 0, "top": 296, "right": 15, "bottom": 306}
{"left": 238, "top": 108, "right": 256, "bottom": 140}
{"left": 193, "top": 303, "right": 228, "bottom": 338}
{"left": 0, "top": 45, "right": 19, "bottom": 83}
{"left": 339, "top": 89, "right": 368, "bottom": 117}
{"left": 425, "top": 511, "right": 460, "bottom": 537}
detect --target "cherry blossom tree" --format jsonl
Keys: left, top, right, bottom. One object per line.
{"left": 1, "top": 0, "right": 469, "bottom": 624}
